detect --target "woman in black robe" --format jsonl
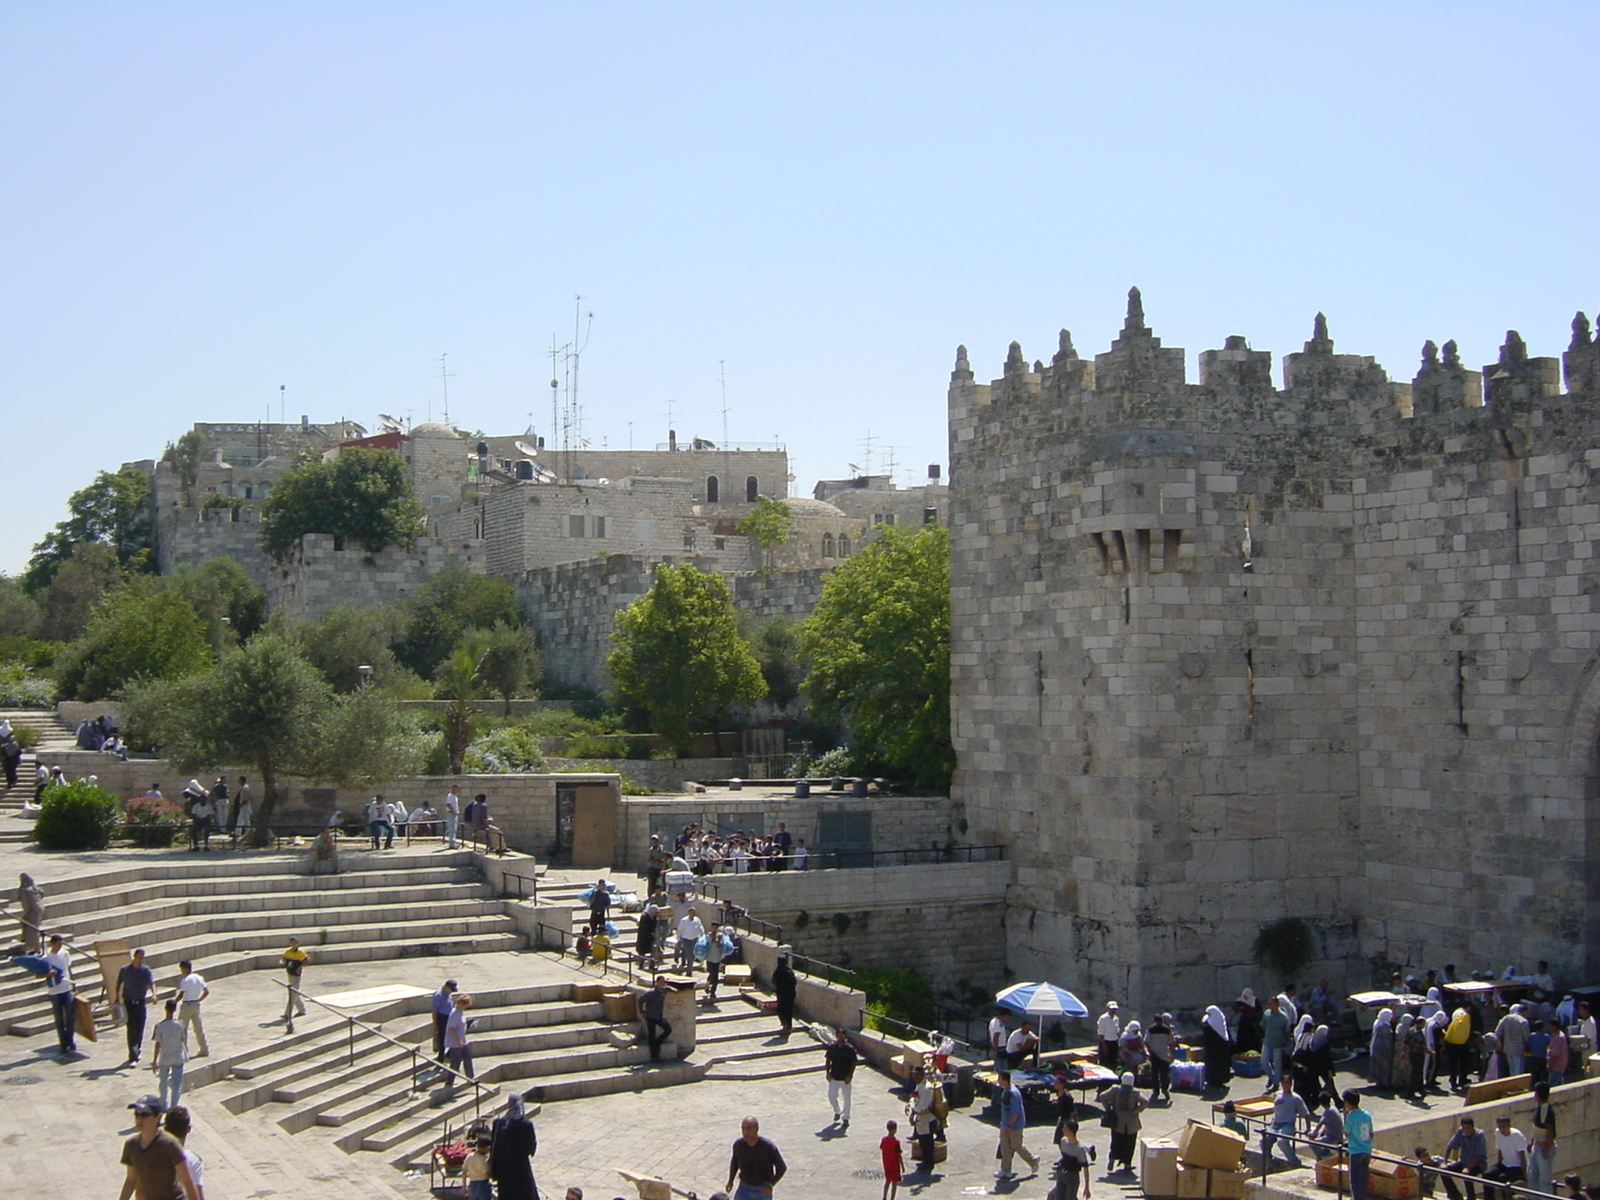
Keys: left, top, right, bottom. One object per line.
{"left": 1201, "top": 1005, "right": 1232, "bottom": 1089}
{"left": 490, "top": 1093, "right": 538, "bottom": 1200}
{"left": 772, "top": 954, "right": 798, "bottom": 1036}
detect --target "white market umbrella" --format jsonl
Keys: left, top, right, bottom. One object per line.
{"left": 994, "top": 981, "right": 1089, "bottom": 1019}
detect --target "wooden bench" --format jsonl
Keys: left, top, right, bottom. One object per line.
{"left": 1462, "top": 1074, "right": 1531, "bottom": 1106}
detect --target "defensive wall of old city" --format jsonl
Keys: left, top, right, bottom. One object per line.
{"left": 949, "top": 289, "right": 1600, "bottom": 1014}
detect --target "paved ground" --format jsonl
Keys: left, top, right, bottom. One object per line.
{"left": 0, "top": 828, "right": 1456, "bottom": 1199}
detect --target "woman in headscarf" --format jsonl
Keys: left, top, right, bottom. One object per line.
{"left": 1095, "top": 1071, "right": 1147, "bottom": 1172}
{"left": 1369, "top": 1007, "right": 1395, "bottom": 1088}
{"left": 1235, "top": 988, "right": 1264, "bottom": 1055}
{"left": 1202, "top": 1005, "right": 1232, "bottom": 1089}
{"left": 1290, "top": 1015, "right": 1320, "bottom": 1107}
{"left": 489, "top": 1092, "right": 539, "bottom": 1200}
{"left": 1423, "top": 1010, "right": 1448, "bottom": 1089}
{"left": 1308, "top": 1024, "right": 1337, "bottom": 1096}
{"left": 1391, "top": 1013, "right": 1417, "bottom": 1096}
{"left": 1119, "top": 1020, "right": 1147, "bottom": 1077}
{"left": 1480, "top": 1031, "right": 1501, "bottom": 1082}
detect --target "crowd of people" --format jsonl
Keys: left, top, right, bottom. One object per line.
{"left": 653, "top": 823, "right": 811, "bottom": 877}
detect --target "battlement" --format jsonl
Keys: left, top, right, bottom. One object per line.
{"left": 950, "top": 290, "right": 1600, "bottom": 472}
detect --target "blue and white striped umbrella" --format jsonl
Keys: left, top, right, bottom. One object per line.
{"left": 995, "top": 981, "right": 1089, "bottom": 1018}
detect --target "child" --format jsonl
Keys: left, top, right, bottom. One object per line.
{"left": 1220, "top": 1099, "right": 1248, "bottom": 1135}
{"left": 573, "top": 926, "right": 592, "bottom": 961}
{"left": 1057, "top": 1119, "right": 1093, "bottom": 1200}
{"left": 880, "top": 1119, "right": 905, "bottom": 1200}
{"left": 589, "top": 927, "right": 612, "bottom": 964}
{"left": 461, "top": 1133, "right": 493, "bottom": 1199}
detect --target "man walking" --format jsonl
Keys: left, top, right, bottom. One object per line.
{"left": 726, "top": 1116, "right": 786, "bottom": 1200}
{"left": 638, "top": 975, "right": 673, "bottom": 1062}
{"left": 676, "top": 907, "right": 704, "bottom": 972}
{"left": 1496, "top": 1004, "right": 1530, "bottom": 1077}
{"left": 1261, "top": 995, "right": 1291, "bottom": 1091}
{"left": 172, "top": 960, "right": 210, "bottom": 1057}
{"left": 1262, "top": 1076, "right": 1310, "bottom": 1169}
{"left": 646, "top": 834, "right": 671, "bottom": 894}
{"left": 444, "top": 784, "right": 461, "bottom": 848}
{"left": 118, "top": 1094, "right": 200, "bottom": 1200}
{"left": 117, "top": 948, "right": 157, "bottom": 1065}
{"left": 431, "top": 979, "right": 458, "bottom": 1058}
{"left": 589, "top": 877, "right": 612, "bottom": 933}
{"left": 997, "top": 1069, "right": 1039, "bottom": 1178}
{"left": 42, "top": 933, "right": 76, "bottom": 1057}
{"left": 151, "top": 1000, "right": 188, "bottom": 1109}
{"left": 824, "top": 1028, "right": 857, "bottom": 1128}
{"left": 281, "top": 937, "right": 309, "bottom": 1031}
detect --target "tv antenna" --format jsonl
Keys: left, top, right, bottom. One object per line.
{"left": 859, "top": 431, "right": 877, "bottom": 479}
{"left": 548, "top": 297, "right": 593, "bottom": 479}
{"left": 435, "top": 353, "right": 454, "bottom": 426}
{"left": 719, "top": 360, "right": 730, "bottom": 453}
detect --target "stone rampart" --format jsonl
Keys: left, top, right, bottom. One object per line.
{"left": 266, "top": 533, "right": 484, "bottom": 620}
{"left": 949, "top": 292, "right": 1600, "bottom": 1012}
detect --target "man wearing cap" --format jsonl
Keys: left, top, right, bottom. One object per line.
{"left": 431, "top": 979, "right": 458, "bottom": 1059}
{"left": 1097, "top": 1001, "right": 1122, "bottom": 1068}
{"left": 118, "top": 1094, "right": 200, "bottom": 1200}
{"left": 42, "top": 933, "right": 76, "bottom": 1057}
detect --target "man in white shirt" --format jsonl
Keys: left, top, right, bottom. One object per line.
{"left": 1575, "top": 1001, "right": 1597, "bottom": 1052}
{"left": 1007, "top": 1019, "right": 1040, "bottom": 1069}
{"left": 676, "top": 910, "right": 704, "bottom": 971}
{"left": 989, "top": 1012, "right": 1010, "bottom": 1068}
{"left": 444, "top": 785, "right": 461, "bottom": 848}
{"left": 792, "top": 840, "right": 809, "bottom": 870}
{"left": 172, "top": 961, "right": 211, "bottom": 1057}
{"left": 1484, "top": 1115, "right": 1527, "bottom": 1198}
{"left": 42, "top": 934, "right": 76, "bottom": 1056}
{"left": 1097, "top": 1002, "right": 1122, "bottom": 1067}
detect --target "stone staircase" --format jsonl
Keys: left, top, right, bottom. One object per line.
{"left": 0, "top": 850, "right": 521, "bottom": 1038}
{"left": 0, "top": 707, "right": 72, "bottom": 841}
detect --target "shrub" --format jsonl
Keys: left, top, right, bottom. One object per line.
{"left": 562, "top": 731, "right": 626, "bottom": 759}
{"left": 34, "top": 780, "right": 122, "bottom": 850}
{"left": 0, "top": 665, "right": 57, "bottom": 709}
{"left": 121, "top": 791, "right": 188, "bottom": 847}
{"left": 797, "top": 745, "right": 856, "bottom": 778}
{"left": 463, "top": 724, "right": 548, "bottom": 774}
{"left": 855, "top": 966, "right": 937, "bottom": 1032}
{"left": 11, "top": 726, "right": 40, "bottom": 751}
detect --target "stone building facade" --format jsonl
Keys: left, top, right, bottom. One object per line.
{"left": 948, "top": 290, "right": 1600, "bottom": 1012}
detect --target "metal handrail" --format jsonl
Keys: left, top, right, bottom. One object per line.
{"left": 499, "top": 871, "right": 539, "bottom": 903}
{"left": 790, "top": 951, "right": 857, "bottom": 987}
{"left": 857, "top": 1008, "right": 975, "bottom": 1049}
{"left": 272, "top": 980, "right": 494, "bottom": 1121}
{"left": 1247, "top": 1123, "right": 1551, "bottom": 1200}
{"left": 0, "top": 906, "right": 101, "bottom": 969}
{"left": 686, "top": 842, "right": 1006, "bottom": 875}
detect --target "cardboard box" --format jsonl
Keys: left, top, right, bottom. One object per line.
{"left": 1210, "top": 1168, "right": 1249, "bottom": 1199}
{"left": 1175, "top": 1164, "right": 1210, "bottom": 1198}
{"left": 1178, "top": 1121, "right": 1247, "bottom": 1172}
{"left": 1142, "top": 1137, "right": 1181, "bottom": 1198}
{"left": 1369, "top": 1161, "right": 1418, "bottom": 1200}
{"left": 909, "top": 1138, "right": 948, "bottom": 1163}
{"left": 615, "top": 1169, "right": 671, "bottom": 1200}
{"left": 1315, "top": 1155, "right": 1347, "bottom": 1189}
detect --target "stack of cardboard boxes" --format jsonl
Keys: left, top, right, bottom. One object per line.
{"left": 1313, "top": 1155, "right": 1418, "bottom": 1199}
{"left": 1142, "top": 1121, "right": 1249, "bottom": 1200}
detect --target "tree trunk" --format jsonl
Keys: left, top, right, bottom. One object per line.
{"left": 248, "top": 754, "right": 279, "bottom": 848}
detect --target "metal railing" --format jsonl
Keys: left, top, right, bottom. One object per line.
{"left": 499, "top": 871, "right": 538, "bottom": 903}
{"left": 686, "top": 842, "right": 1005, "bottom": 876}
{"left": 790, "top": 950, "right": 857, "bottom": 988}
{"left": 272, "top": 980, "right": 495, "bottom": 1122}
{"left": 1243, "top": 1124, "right": 1551, "bottom": 1200}
{"left": 857, "top": 1008, "right": 975, "bottom": 1049}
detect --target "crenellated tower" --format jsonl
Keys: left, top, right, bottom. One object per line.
{"left": 949, "top": 291, "right": 1600, "bottom": 1012}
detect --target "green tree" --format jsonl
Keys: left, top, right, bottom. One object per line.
{"left": 259, "top": 446, "right": 426, "bottom": 562}
{"left": 274, "top": 603, "right": 414, "bottom": 693}
{"left": 54, "top": 579, "right": 215, "bottom": 701}
{"left": 608, "top": 563, "right": 765, "bottom": 756}
{"left": 435, "top": 631, "right": 491, "bottom": 774}
{"left": 396, "top": 568, "right": 521, "bottom": 678}
{"left": 0, "top": 577, "right": 43, "bottom": 641}
{"left": 313, "top": 681, "right": 427, "bottom": 782}
{"left": 478, "top": 620, "right": 542, "bottom": 714}
{"left": 800, "top": 525, "right": 952, "bottom": 791}
{"left": 24, "top": 467, "right": 153, "bottom": 592}
{"left": 36, "top": 544, "right": 124, "bottom": 641}
{"left": 161, "top": 429, "right": 209, "bottom": 507}
{"left": 740, "top": 613, "right": 803, "bottom": 709}
{"left": 125, "top": 635, "right": 327, "bottom": 846}
{"left": 735, "top": 495, "right": 793, "bottom": 572}
{"left": 168, "top": 557, "right": 268, "bottom": 646}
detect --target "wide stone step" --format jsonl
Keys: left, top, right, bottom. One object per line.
{"left": 355, "top": 1083, "right": 504, "bottom": 1154}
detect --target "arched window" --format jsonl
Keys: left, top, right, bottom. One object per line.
{"left": 822, "top": 533, "right": 835, "bottom": 558}
{"left": 838, "top": 535, "right": 851, "bottom": 557}
{"left": 706, "top": 475, "right": 720, "bottom": 503}
{"left": 746, "top": 476, "right": 758, "bottom": 502}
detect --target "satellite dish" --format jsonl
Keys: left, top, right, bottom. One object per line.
{"left": 514, "top": 440, "right": 539, "bottom": 458}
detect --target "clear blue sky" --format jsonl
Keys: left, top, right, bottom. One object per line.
{"left": 3, "top": 2, "right": 1596, "bottom": 575}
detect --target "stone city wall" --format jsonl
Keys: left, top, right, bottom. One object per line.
{"left": 949, "top": 293, "right": 1600, "bottom": 1013}
{"left": 706, "top": 861, "right": 1011, "bottom": 994}
{"left": 266, "top": 533, "right": 484, "bottom": 620}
